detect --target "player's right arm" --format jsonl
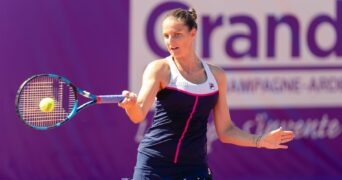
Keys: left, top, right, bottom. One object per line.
{"left": 119, "top": 59, "right": 169, "bottom": 123}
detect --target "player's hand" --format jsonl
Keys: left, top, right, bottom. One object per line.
{"left": 118, "top": 90, "right": 137, "bottom": 110}
{"left": 259, "top": 127, "right": 295, "bottom": 149}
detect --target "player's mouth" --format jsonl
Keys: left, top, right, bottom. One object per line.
{"left": 170, "top": 47, "right": 179, "bottom": 51}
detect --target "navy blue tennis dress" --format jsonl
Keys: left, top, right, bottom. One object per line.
{"left": 133, "top": 56, "right": 219, "bottom": 179}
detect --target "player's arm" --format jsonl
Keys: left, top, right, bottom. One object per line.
{"left": 119, "top": 60, "right": 167, "bottom": 123}
{"left": 211, "top": 65, "right": 295, "bottom": 149}
{"left": 211, "top": 66, "right": 259, "bottom": 147}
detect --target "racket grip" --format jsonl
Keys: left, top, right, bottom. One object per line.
{"left": 96, "top": 95, "right": 125, "bottom": 104}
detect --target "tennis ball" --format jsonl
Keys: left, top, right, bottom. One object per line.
{"left": 39, "top": 97, "right": 55, "bottom": 113}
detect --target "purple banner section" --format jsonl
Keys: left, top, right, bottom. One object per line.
{"left": 0, "top": 0, "right": 135, "bottom": 179}
{"left": 214, "top": 107, "right": 342, "bottom": 179}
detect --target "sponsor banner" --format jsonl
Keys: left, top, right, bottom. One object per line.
{"left": 130, "top": 0, "right": 342, "bottom": 108}
{"left": 130, "top": 0, "right": 342, "bottom": 178}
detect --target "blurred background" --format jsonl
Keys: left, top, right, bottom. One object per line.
{"left": 1, "top": 0, "right": 341, "bottom": 179}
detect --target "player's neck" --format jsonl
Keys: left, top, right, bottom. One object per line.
{"left": 172, "top": 54, "right": 201, "bottom": 73}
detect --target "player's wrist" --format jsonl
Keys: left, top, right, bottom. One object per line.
{"left": 255, "top": 134, "right": 263, "bottom": 148}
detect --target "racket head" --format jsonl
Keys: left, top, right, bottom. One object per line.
{"left": 15, "top": 74, "right": 78, "bottom": 130}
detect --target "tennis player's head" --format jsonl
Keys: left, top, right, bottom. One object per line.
{"left": 162, "top": 8, "right": 198, "bottom": 58}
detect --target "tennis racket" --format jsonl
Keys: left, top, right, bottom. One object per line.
{"left": 15, "top": 74, "right": 125, "bottom": 130}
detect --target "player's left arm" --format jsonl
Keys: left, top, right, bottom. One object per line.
{"left": 210, "top": 65, "right": 295, "bottom": 149}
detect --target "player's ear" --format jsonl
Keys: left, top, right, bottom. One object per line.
{"left": 190, "top": 28, "right": 197, "bottom": 37}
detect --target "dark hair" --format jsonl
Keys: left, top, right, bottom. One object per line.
{"left": 165, "top": 8, "right": 198, "bottom": 30}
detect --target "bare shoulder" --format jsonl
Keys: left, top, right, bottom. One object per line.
{"left": 145, "top": 58, "right": 170, "bottom": 76}
{"left": 206, "top": 63, "right": 226, "bottom": 81}
{"left": 143, "top": 58, "right": 170, "bottom": 87}
{"left": 147, "top": 58, "right": 169, "bottom": 70}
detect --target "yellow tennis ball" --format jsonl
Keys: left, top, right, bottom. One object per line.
{"left": 39, "top": 97, "right": 55, "bottom": 113}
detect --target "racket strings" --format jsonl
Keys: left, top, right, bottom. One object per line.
{"left": 18, "top": 76, "right": 76, "bottom": 128}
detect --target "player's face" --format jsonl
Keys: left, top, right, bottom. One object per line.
{"left": 162, "top": 17, "right": 196, "bottom": 58}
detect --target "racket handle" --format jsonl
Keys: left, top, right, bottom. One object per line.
{"left": 96, "top": 95, "right": 125, "bottom": 104}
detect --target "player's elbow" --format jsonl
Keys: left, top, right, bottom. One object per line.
{"left": 125, "top": 104, "right": 147, "bottom": 124}
{"left": 217, "top": 133, "right": 233, "bottom": 144}
{"left": 130, "top": 116, "right": 145, "bottom": 124}
{"left": 128, "top": 112, "right": 146, "bottom": 124}
{"left": 216, "top": 125, "right": 235, "bottom": 144}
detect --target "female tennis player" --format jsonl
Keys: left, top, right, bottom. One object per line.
{"left": 119, "top": 8, "right": 295, "bottom": 179}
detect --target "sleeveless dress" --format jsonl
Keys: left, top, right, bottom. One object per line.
{"left": 133, "top": 56, "right": 219, "bottom": 179}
